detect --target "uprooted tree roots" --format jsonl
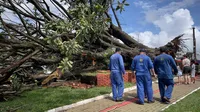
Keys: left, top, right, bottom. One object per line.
{"left": 0, "top": 0, "right": 185, "bottom": 100}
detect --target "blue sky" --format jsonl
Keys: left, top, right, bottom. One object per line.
{"left": 110, "top": 0, "right": 200, "bottom": 33}
{"left": 109, "top": 0, "right": 200, "bottom": 59}
{"left": 110, "top": 0, "right": 159, "bottom": 33}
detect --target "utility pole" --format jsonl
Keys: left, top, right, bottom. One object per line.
{"left": 192, "top": 27, "right": 197, "bottom": 61}
{"left": 137, "top": 33, "right": 140, "bottom": 43}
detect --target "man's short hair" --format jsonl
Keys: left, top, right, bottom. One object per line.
{"left": 191, "top": 60, "right": 195, "bottom": 63}
{"left": 115, "top": 48, "right": 121, "bottom": 52}
{"left": 160, "top": 47, "right": 168, "bottom": 53}
{"left": 139, "top": 48, "right": 146, "bottom": 52}
{"left": 183, "top": 55, "right": 188, "bottom": 58}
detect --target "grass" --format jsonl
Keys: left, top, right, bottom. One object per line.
{"left": 81, "top": 71, "right": 97, "bottom": 76}
{"left": 0, "top": 82, "right": 133, "bottom": 112}
{"left": 164, "top": 89, "right": 200, "bottom": 112}
{"left": 81, "top": 70, "right": 111, "bottom": 76}
{"left": 81, "top": 70, "right": 133, "bottom": 76}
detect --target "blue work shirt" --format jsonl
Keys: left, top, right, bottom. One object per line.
{"left": 109, "top": 53, "right": 125, "bottom": 74}
{"left": 131, "top": 54, "right": 153, "bottom": 76}
{"left": 154, "top": 53, "right": 178, "bottom": 79}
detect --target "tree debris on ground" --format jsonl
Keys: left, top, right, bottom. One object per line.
{"left": 0, "top": 0, "right": 185, "bottom": 100}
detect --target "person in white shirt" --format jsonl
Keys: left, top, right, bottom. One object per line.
{"left": 191, "top": 60, "right": 196, "bottom": 84}
{"left": 177, "top": 63, "right": 183, "bottom": 84}
{"left": 182, "top": 55, "right": 191, "bottom": 84}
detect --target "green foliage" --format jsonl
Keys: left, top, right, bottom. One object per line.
{"left": 45, "top": 20, "right": 72, "bottom": 34}
{"left": 10, "top": 74, "right": 22, "bottom": 91}
{"left": 103, "top": 48, "right": 114, "bottom": 58}
{"left": 45, "top": 20, "right": 82, "bottom": 73}
{"left": 58, "top": 57, "right": 73, "bottom": 73}
{"left": 116, "top": 0, "right": 129, "bottom": 13}
{"left": 69, "top": 3, "right": 110, "bottom": 43}
{"left": 44, "top": 1, "right": 111, "bottom": 73}
{"left": 45, "top": 37, "right": 82, "bottom": 73}
{"left": 55, "top": 39, "right": 82, "bottom": 73}
{"left": 54, "top": 39, "right": 82, "bottom": 56}
{"left": 49, "top": 38, "right": 82, "bottom": 73}
{"left": 164, "top": 90, "right": 200, "bottom": 112}
{"left": 102, "top": 48, "right": 115, "bottom": 65}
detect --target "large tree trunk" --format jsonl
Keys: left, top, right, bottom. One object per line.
{"left": 0, "top": 0, "right": 185, "bottom": 92}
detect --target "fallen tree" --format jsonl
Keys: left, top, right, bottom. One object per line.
{"left": 0, "top": 0, "right": 185, "bottom": 99}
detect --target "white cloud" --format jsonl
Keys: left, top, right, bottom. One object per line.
{"left": 131, "top": 0, "right": 200, "bottom": 59}
{"left": 154, "top": 9, "right": 194, "bottom": 37}
{"left": 129, "top": 8, "right": 200, "bottom": 59}
{"left": 129, "top": 31, "right": 169, "bottom": 48}
{"left": 144, "top": 0, "right": 196, "bottom": 22}
{"left": 134, "top": 1, "right": 155, "bottom": 10}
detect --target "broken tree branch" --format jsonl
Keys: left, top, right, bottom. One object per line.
{"left": 0, "top": 49, "right": 40, "bottom": 84}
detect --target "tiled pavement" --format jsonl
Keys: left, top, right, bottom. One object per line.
{"left": 49, "top": 76, "right": 200, "bottom": 112}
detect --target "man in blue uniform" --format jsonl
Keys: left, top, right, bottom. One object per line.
{"left": 154, "top": 47, "right": 178, "bottom": 104}
{"left": 131, "top": 49, "right": 156, "bottom": 105}
{"left": 109, "top": 48, "right": 125, "bottom": 102}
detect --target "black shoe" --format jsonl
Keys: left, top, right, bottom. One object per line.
{"left": 163, "top": 97, "right": 170, "bottom": 102}
{"left": 161, "top": 98, "right": 170, "bottom": 104}
{"left": 117, "top": 98, "right": 124, "bottom": 102}
{"left": 112, "top": 99, "right": 117, "bottom": 102}
{"left": 148, "top": 100, "right": 155, "bottom": 103}
{"left": 136, "top": 101, "right": 144, "bottom": 105}
{"left": 162, "top": 101, "right": 170, "bottom": 104}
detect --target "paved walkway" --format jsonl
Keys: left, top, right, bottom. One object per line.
{"left": 51, "top": 76, "right": 200, "bottom": 112}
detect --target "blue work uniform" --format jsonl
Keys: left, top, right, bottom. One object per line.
{"left": 154, "top": 53, "right": 178, "bottom": 101}
{"left": 131, "top": 54, "right": 154, "bottom": 104}
{"left": 109, "top": 53, "right": 125, "bottom": 100}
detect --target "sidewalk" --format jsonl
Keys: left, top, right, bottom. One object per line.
{"left": 49, "top": 77, "right": 200, "bottom": 112}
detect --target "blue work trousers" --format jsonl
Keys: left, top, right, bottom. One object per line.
{"left": 110, "top": 71, "right": 124, "bottom": 100}
{"left": 136, "top": 74, "right": 153, "bottom": 103}
{"left": 158, "top": 78, "right": 174, "bottom": 101}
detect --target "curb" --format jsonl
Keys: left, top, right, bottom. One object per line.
{"left": 47, "top": 79, "right": 159, "bottom": 112}
{"left": 47, "top": 85, "right": 137, "bottom": 112}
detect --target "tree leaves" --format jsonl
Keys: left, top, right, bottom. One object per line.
{"left": 115, "top": 0, "right": 129, "bottom": 13}
{"left": 58, "top": 57, "right": 73, "bottom": 73}
{"left": 69, "top": 3, "right": 109, "bottom": 43}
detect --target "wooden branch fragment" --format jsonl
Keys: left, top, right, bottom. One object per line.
{"left": 27, "top": 0, "right": 52, "bottom": 21}
{"left": 0, "top": 49, "right": 40, "bottom": 83}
